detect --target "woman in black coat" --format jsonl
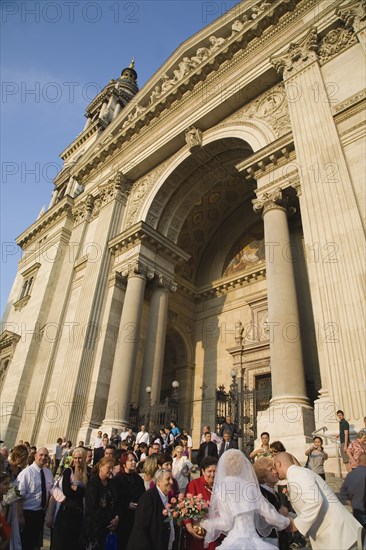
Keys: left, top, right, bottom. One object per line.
{"left": 83, "top": 457, "right": 120, "bottom": 550}
{"left": 114, "top": 451, "right": 145, "bottom": 550}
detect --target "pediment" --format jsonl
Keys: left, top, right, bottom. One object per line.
{"left": 58, "top": 0, "right": 291, "bottom": 185}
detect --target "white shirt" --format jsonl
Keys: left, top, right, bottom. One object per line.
{"left": 157, "top": 486, "right": 175, "bottom": 550}
{"left": 136, "top": 431, "right": 149, "bottom": 445}
{"left": 16, "top": 463, "right": 54, "bottom": 511}
{"left": 93, "top": 436, "right": 103, "bottom": 449}
{"left": 120, "top": 430, "right": 129, "bottom": 442}
{"left": 186, "top": 434, "right": 193, "bottom": 448}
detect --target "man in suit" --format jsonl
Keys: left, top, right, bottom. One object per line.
{"left": 218, "top": 431, "right": 235, "bottom": 458}
{"left": 274, "top": 452, "right": 361, "bottom": 549}
{"left": 127, "top": 468, "right": 175, "bottom": 550}
{"left": 197, "top": 432, "right": 218, "bottom": 467}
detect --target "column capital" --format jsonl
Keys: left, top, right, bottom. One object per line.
{"left": 337, "top": 0, "right": 366, "bottom": 33}
{"left": 252, "top": 188, "right": 296, "bottom": 216}
{"left": 154, "top": 274, "right": 178, "bottom": 293}
{"left": 271, "top": 27, "right": 318, "bottom": 79}
{"left": 122, "top": 261, "right": 155, "bottom": 281}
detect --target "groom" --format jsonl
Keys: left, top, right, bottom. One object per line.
{"left": 274, "top": 452, "right": 361, "bottom": 549}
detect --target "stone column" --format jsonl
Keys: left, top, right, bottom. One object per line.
{"left": 101, "top": 263, "right": 153, "bottom": 429}
{"left": 253, "top": 189, "right": 308, "bottom": 405}
{"left": 139, "top": 276, "right": 177, "bottom": 405}
{"left": 271, "top": 27, "right": 365, "bottom": 430}
{"left": 253, "top": 189, "right": 314, "bottom": 450}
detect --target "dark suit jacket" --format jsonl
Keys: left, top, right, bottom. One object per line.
{"left": 127, "top": 486, "right": 172, "bottom": 550}
{"left": 260, "top": 486, "right": 290, "bottom": 550}
{"left": 197, "top": 441, "right": 218, "bottom": 466}
{"left": 218, "top": 440, "right": 235, "bottom": 457}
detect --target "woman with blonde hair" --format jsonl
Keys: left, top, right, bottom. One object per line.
{"left": 140, "top": 455, "right": 158, "bottom": 490}
{"left": 52, "top": 447, "right": 88, "bottom": 550}
{"left": 172, "top": 445, "right": 193, "bottom": 493}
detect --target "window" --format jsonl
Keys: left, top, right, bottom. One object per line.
{"left": 13, "top": 263, "right": 40, "bottom": 311}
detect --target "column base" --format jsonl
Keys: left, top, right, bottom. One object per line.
{"left": 256, "top": 401, "right": 315, "bottom": 464}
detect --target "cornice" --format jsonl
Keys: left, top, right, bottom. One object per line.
{"left": 333, "top": 89, "right": 366, "bottom": 117}
{"left": 16, "top": 196, "right": 74, "bottom": 250}
{"left": 236, "top": 134, "right": 295, "bottom": 176}
{"left": 108, "top": 221, "right": 190, "bottom": 265}
{"left": 176, "top": 264, "right": 266, "bottom": 302}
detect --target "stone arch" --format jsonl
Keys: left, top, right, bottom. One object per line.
{"left": 141, "top": 121, "right": 274, "bottom": 238}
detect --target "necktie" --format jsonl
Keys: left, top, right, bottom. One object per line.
{"left": 204, "top": 444, "right": 209, "bottom": 457}
{"left": 40, "top": 468, "right": 47, "bottom": 509}
{"left": 225, "top": 442, "right": 228, "bottom": 450}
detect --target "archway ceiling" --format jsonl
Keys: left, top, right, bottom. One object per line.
{"left": 157, "top": 138, "right": 253, "bottom": 284}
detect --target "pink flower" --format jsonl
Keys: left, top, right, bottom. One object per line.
{"left": 182, "top": 508, "right": 187, "bottom": 515}
{"left": 197, "top": 493, "right": 203, "bottom": 499}
{"left": 172, "top": 511, "right": 179, "bottom": 518}
{"left": 170, "top": 497, "right": 177, "bottom": 504}
{"left": 186, "top": 493, "right": 193, "bottom": 498}
{"left": 162, "top": 509, "right": 168, "bottom": 516}
{"left": 179, "top": 502, "right": 185, "bottom": 509}
{"left": 166, "top": 503, "right": 171, "bottom": 509}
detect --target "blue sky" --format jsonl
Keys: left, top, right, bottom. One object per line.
{"left": 1, "top": 0, "right": 242, "bottom": 315}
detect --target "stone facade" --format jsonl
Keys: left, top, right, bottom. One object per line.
{"left": 1, "top": 0, "right": 365, "bottom": 472}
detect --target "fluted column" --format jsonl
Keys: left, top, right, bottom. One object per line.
{"left": 253, "top": 189, "right": 308, "bottom": 405}
{"left": 102, "top": 263, "right": 153, "bottom": 429}
{"left": 271, "top": 27, "right": 365, "bottom": 428}
{"left": 139, "top": 276, "right": 177, "bottom": 405}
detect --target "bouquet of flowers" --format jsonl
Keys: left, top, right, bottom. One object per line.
{"left": 3, "top": 483, "right": 22, "bottom": 505}
{"left": 163, "top": 493, "right": 210, "bottom": 534}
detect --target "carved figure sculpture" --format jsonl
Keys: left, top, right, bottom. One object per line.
{"left": 190, "top": 47, "right": 210, "bottom": 66}
{"left": 173, "top": 57, "right": 196, "bottom": 81}
{"left": 209, "top": 35, "right": 225, "bottom": 53}
{"left": 185, "top": 126, "right": 203, "bottom": 150}
{"left": 161, "top": 73, "right": 175, "bottom": 93}
{"left": 150, "top": 84, "right": 161, "bottom": 104}
{"left": 235, "top": 321, "right": 244, "bottom": 345}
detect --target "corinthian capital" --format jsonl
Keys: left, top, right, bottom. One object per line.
{"left": 252, "top": 188, "right": 295, "bottom": 216}
{"left": 337, "top": 0, "right": 366, "bottom": 32}
{"left": 122, "top": 261, "right": 155, "bottom": 280}
{"left": 271, "top": 27, "right": 318, "bottom": 79}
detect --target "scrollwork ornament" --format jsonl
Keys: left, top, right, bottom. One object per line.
{"left": 271, "top": 27, "right": 318, "bottom": 78}
{"left": 252, "top": 188, "right": 295, "bottom": 216}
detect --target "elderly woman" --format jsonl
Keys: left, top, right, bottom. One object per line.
{"left": 172, "top": 445, "right": 193, "bottom": 493}
{"left": 183, "top": 456, "right": 218, "bottom": 550}
{"left": 254, "top": 457, "right": 290, "bottom": 549}
{"left": 347, "top": 430, "right": 366, "bottom": 469}
{"left": 83, "top": 457, "right": 120, "bottom": 550}
{"left": 114, "top": 452, "right": 145, "bottom": 550}
{"left": 52, "top": 447, "right": 88, "bottom": 550}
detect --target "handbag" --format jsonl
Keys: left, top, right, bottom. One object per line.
{"left": 50, "top": 475, "right": 66, "bottom": 503}
{"left": 106, "top": 532, "right": 117, "bottom": 550}
{"left": 45, "top": 496, "right": 57, "bottom": 528}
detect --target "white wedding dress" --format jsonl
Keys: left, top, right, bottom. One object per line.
{"left": 205, "top": 450, "right": 289, "bottom": 549}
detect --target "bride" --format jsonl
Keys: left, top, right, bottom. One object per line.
{"left": 205, "top": 449, "right": 291, "bottom": 549}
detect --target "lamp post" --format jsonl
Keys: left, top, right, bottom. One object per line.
{"left": 170, "top": 380, "right": 180, "bottom": 423}
{"left": 145, "top": 385, "right": 152, "bottom": 433}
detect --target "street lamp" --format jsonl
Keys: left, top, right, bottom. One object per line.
{"left": 145, "top": 386, "right": 152, "bottom": 432}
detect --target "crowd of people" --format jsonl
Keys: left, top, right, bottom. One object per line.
{"left": 0, "top": 412, "right": 365, "bottom": 550}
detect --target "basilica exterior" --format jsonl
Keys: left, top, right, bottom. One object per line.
{"left": 1, "top": 0, "right": 365, "bottom": 469}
